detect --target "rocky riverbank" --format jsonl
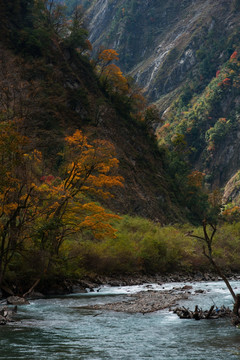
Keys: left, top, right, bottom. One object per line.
{"left": 1, "top": 271, "right": 240, "bottom": 299}
{"left": 73, "top": 271, "right": 240, "bottom": 293}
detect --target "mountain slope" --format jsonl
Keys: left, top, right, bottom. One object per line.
{"left": 82, "top": 0, "right": 240, "bottom": 188}
{"left": 85, "top": 0, "right": 240, "bottom": 103}
{"left": 0, "top": 0, "right": 187, "bottom": 223}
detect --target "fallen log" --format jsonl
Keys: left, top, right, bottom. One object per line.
{"left": 174, "top": 305, "right": 232, "bottom": 320}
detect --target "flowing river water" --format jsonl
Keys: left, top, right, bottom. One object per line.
{"left": 1, "top": 280, "right": 240, "bottom": 359}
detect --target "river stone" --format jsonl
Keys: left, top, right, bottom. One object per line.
{"left": 0, "top": 315, "right": 7, "bottom": 325}
{"left": 7, "top": 296, "right": 30, "bottom": 305}
{"left": 195, "top": 289, "right": 205, "bottom": 294}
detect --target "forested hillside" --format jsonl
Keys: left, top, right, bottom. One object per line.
{"left": 83, "top": 0, "right": 240, "bottom": 191}
{"left": 0, "top": 0, "right": 205, "bottom": 291}
{"left": 0, "top": 0, "right": 183, "bottom": 221}
{"left": 1, "top": 0, "right": 240, "bottom": 295}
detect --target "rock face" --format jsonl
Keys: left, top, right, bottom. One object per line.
{"left": 82, "top": 0, "right": 240, "bottom": 187}
{"left": 83, "top": 0, "right": 240, "bottom": 188}
{"left": 85, "top": 0, "right": 239, "bottom": 104}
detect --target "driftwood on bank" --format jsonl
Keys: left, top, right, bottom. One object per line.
{"left": 186, "top": 221, "right": 240, "bottom": 326}
{"left": 174, "top": 305, "right": 232, "bottom": 320}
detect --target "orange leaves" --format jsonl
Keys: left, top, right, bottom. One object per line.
{"left": 222, "top": 77, "right": 231, "bottom": 86}
{"left": 64, "top": 130, "right": 124, "bottom": 199}
{"left": 65, "top": 129, "right": 90, "bottom": 149}
{"left": 187, "top": 171, "right": 205, "bottom": 188}
{"left": 96, "top": 48, "right": 149, "bottom": 122}
{"left": 0, "top": 123, "right": 123, "bottom": 274}
{"left": 48, "top": 129, "right": 124, "bottom": 241}
{"left": 78, "top": 202, "right": 120, "bottom": 239}
{"left": 102, "top": 64, "right": 129, "bottom": 94}
{"left": 230, "top": 51, "right": 238, "bottom": 60}
{"left": 219, "top": 117, "right": 227, "bottom": 123}
{"left": 222, "top": 205, "right": 240, "bottom": 223}
{"left": 131, "top": 92, "right": 147, "bottom": 113}
{"left": 218, "top": 77, "right": 231, "bottom": 87}
{"left": 84, "top": 39, "right": 92, "bottom": 52}
{"left": 98, "top": 49, "right": 119, "bottom": 65}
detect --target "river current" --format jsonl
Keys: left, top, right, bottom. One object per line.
{"left": 1, "top": 281, "right": 240, "bottom": 359}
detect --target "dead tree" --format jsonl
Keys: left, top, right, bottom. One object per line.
{"left": 186, "top": 220, "right": 240, "bottom": 325}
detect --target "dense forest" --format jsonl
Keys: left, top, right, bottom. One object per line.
{"left": 0, "top": 0, "right": 240, "bottom": 299}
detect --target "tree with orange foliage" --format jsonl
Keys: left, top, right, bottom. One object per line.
{"left": 187, "top": 170, "right": 205, "bottom": 188}
{"left": 96, "top": 49, "right": 149, "bottom": 122}
{"left": 32, "top": 130, "right": 124, "bottom": 269}
{"left": 98, "top": 49, "right": 119, "bottom": 69}
{"left": 101, "top": 64, "right": 129, "bottom": 95}
{"left": 0, "top": 123, "right": 123, "bottom": 285}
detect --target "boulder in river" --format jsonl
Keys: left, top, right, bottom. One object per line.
{"left": 7, "top": 296, "right": 30, "bottom": 305}
{"left": 0, "top": 306, "right": 17, "bottom": 324}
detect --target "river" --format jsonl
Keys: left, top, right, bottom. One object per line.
{"left": 1, "top": 281, "right": 240, "bottom": 359}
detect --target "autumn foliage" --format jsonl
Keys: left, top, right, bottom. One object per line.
{"left": 0, "top": 123, "right": 123, "bottom": 284}
{"left": 98, "top": 49, "right": 119, "bottom": 66}
{"left": 96, "top": 48, "right": 148, "bottom": 122}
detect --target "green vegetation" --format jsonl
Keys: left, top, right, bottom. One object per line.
{"left": 7, "top": 215, "right": 240, "bottom": 287}
{"left": 159, "top": 49, "right": 240, "bottom": 177}
{"left": 1, "top": 0, "right": 240, "bottom": 297}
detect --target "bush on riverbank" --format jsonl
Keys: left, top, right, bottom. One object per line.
{"left": 3, "top": 215, "right": 240, "bottom": 292}
{"left": 60, "top": 216, "right": 240, "bottom": 277}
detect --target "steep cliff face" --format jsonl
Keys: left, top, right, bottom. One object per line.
{"left": 83, "top": 0, "right": 240, "bottom": 189}
{"left": 85, "top": 0, "right": 240, "bottom": 103}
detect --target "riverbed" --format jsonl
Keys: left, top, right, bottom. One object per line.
{"left": 1, "top": 281, "right": 240, "bottom": 359}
